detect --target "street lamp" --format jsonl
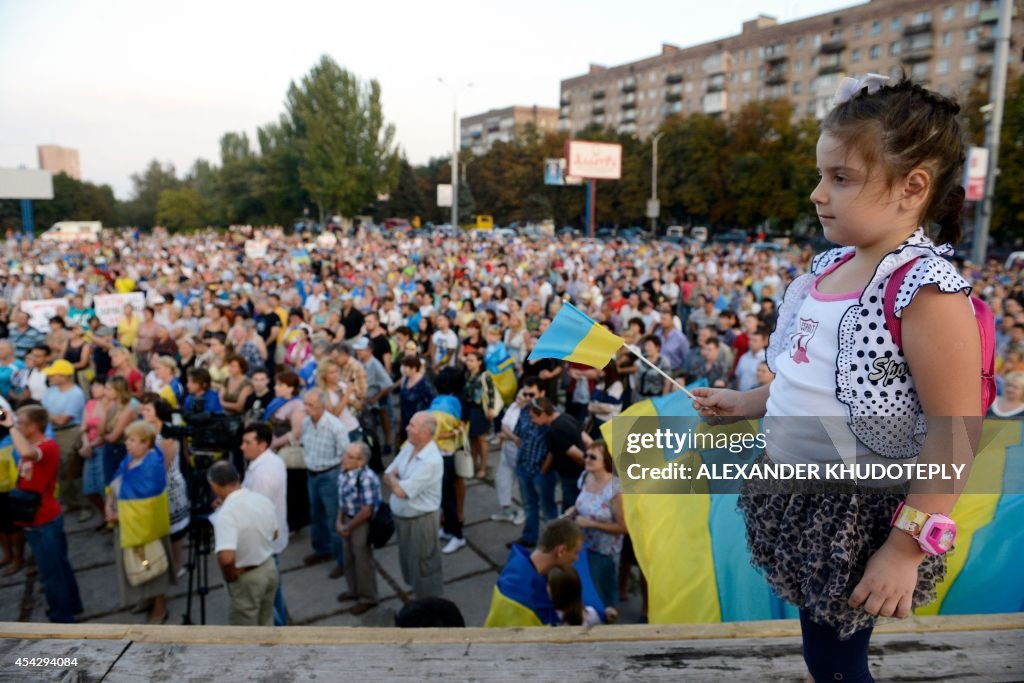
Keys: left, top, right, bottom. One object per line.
{"left": 438, "top": 78, "right": 472, "bottom": 229}
{"left": 649, "top": 132, "right": 666, "bottom": 234}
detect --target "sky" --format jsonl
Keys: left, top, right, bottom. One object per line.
{"left": 0, "top": 0, "right": 857, "bottom": 199}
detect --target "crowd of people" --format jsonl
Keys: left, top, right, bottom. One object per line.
{"left": 0, "top": 221, "right": 1020, "bottom": 627}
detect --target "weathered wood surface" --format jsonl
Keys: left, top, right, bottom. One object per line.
{"left": 0, "top": 630, "right": 1020, "bottom": 682}
{"left": 0, "top": 616, "right": 1021, "bottom": 682}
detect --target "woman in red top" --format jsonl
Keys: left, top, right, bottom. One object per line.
{"left": 110, "top": 346, "right": 145, "bottom": 398}
{"left": 5, "top": 405, "right": 83, "bottom": 622}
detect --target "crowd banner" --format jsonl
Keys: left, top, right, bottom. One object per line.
{"left": 94, "top": 292, "right": 146, "bottom": 327}
{"left": 20, "top": 298, "right": 69, "bottom": 333}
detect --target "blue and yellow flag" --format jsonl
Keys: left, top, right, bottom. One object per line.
{"left": 485, "top": 341, "right": 518, "bottom": 405}
{"left": 485, "top": 545, "right": 607, "bottom": 627}
{"left": 114, "top": 448, "right": 170, "bottom": 549}
{"left": 528, "top": 301, "right": 623, "bottom": 369}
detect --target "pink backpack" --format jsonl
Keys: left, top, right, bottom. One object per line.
{"left": 883, "top": 257, "right": 997, "bottom": 413}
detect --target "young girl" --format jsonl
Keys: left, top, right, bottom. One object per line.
{"left": 693, "top": 76, "right": 980, "bottom": 683}
{"left": 547, "top": 565, "right": 601, "bottom": 627}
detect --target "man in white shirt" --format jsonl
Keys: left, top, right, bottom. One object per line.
{"left": 383, "top": 411, "right": 444, "bottom": 599}
{"left": 430, "top": 314, "right": 459, "bottom": 373}
{"left": 240, "top": 423, "right": 290, "bottom": 626}
{"left": 734, "top": 328, "right": 768, "bottom": 392}
{"left": 208, "top": 460, "right": 279, "bottom": 626}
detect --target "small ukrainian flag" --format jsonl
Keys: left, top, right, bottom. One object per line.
{"left": 528, "top": 301, "right": 623, "bottom": 369}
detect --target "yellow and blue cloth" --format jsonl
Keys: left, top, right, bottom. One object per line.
{"left": 485, "top": 341, "right": 518, "bottom": 405}
{"left": 601, "top": 389, "right": 1024, "bottom": 623}
{"left": 485, "top": 545, "right": 606, "bottom": 627}
{"left": 113, "top": 448, "right": 170, "bottom": 549}
{"left": 528, "top": 301, "right": 623, "bottom": 369}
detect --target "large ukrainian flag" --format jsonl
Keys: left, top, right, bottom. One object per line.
{"left": 114, "top": 449, "right": 170, "bottom": 549}
{"left": 528, "top": 301, "right": 623, "bottom": 369}
{"left": 602, "top": 392, "right": 1024, "bottom": 623}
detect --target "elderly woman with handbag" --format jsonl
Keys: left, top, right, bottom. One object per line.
{"left": 105, "top": 420, "right": 175, "bottom": 624}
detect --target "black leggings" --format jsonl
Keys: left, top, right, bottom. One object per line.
{"left": 800, "top": 610, "right": 875, "bottom": 683}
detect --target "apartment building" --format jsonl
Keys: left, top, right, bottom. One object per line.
{"left": 559, "top": 0, "right": 1023, "bottom": 138}
{"left": 460, "top": 105, "right": 560, "bottom": 155}
{"left": 37, "top": 144, "right": 81, "bottom": 180}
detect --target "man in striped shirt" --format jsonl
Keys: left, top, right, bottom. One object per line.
{"left": 300, "top": 389, "right": 349, "bottom": 578}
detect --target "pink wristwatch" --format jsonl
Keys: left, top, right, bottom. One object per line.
{"left": 890, "top": 502, "right": 956, "bottom": 555}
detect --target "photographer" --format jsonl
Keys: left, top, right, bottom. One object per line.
{"left": 3, "top": 405, "right": 83, "bottom": 623}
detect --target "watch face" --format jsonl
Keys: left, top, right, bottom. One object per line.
{"left": 938, "top": 528, "right": 955, "bottom": 551}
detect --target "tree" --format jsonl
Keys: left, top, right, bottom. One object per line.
{"left": 386, "top": 157, "right": 426, "bottom": 219}
{"left": 156, "top": 187, "right": 206, "bottom": 231}
{"left": 122, "top": 160, "right": 180, "bottom": 228}
{"left": 217, "top": 132, "right": 264, "bottom": 224}
{"left": 285, "top": 55, "right": 399, "bottom": 222}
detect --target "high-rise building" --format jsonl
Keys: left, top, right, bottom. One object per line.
{"left": 460, "top": 105, "right": 560, "bottom": 155}
{"left": 559, "top": 0, "right": 1022, "bottom": 138}
{"left": 37, "top": 145, "right": 81, "bottom": 180}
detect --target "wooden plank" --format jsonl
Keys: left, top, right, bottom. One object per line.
{"left": 0, "top": 637, "right": 129, "bottom": 681}
{"left": 1, "top": 613, "right": 1022, "bottom": 646}
{"left": 89, "top": 630, "right": 1024, "bottom": 682}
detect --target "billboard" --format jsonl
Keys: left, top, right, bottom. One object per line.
{"left": 0, "top": 168, "right": 55, "bottom": 200}
{"left": 565, "top": 140, "right": 622, "bottom": 180}
{"left": 964, "top": 146, "right": 989, "bottom": 202}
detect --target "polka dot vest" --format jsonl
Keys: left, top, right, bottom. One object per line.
{"left": 766, "top": 228, "right": 971, "bottom": 459}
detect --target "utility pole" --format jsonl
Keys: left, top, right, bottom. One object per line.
{"left": 649, "top": 132, "right": 665, "bottom": 234}
{"left": 973, "top": 0, "right": 1013, "bottom": 265}
{"left": 439, "top": 78, "right": 471, "bottom": 229}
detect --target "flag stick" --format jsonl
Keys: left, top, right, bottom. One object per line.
{"left": 624, "top": 343, "right": 698, "bottom": 401}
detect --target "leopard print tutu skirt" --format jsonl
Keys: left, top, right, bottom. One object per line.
{"left": 738, "top": 479, "right": 946, "bottom": 640}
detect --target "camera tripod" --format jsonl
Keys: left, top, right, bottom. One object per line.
{"left": 181, "top": 449, "right": 220, "bottom": 625}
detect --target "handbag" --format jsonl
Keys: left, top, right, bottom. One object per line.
{"left": 453, "top": 427, "right": 474, "bottom": 479}
{"left": 278, "top": 434, "right": 306, "bottom": 470}
{"left": 7, "top": 488, "right": 41, "bottom": 525}
{"left": 123, "top": 539, "right": 169, "bottom": 587}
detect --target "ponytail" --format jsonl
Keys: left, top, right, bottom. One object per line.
{"left": 935, "top": 184, "right": 966, "bottom": 246}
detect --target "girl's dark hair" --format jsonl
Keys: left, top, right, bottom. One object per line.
{"left": 823, "top": 76, "right": 966, "bottom": 245}
{"left": 547, "top": 566, "right": 584, "bottom": 626}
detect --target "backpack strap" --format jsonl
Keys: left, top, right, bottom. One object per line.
{"left": 882, "top": 257, "right": 922, "bottom": 351}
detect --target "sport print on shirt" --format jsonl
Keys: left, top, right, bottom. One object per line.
{"left": 789, "top": 317, "right": 819, "bottom": 365}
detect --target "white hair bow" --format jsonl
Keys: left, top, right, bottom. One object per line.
{"left": 833, "top": 73, "right": 889, "bottom": 106}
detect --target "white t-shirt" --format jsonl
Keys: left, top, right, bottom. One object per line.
{"left": 242, "top": 450, "right": 289, "bottom": 555}
{"left": 764, "top": 274, "right": 872, "bottom": 464}
{"left": 212, "top": 487, "right": 278, "bottom": 568}
{"left": 431, "top": 329, "right": 459, "bottom": 368}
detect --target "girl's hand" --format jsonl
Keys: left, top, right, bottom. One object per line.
{"left": 690, "top": 387, "right": 747, "bottom": 420}
{"left": 79, "top": 445, "right": 92, "bottom": 459}
{"left": 576, "top": 515, "right": 594, "bottom": 529}
{"left": 848, "top": 531, "right": 924, "bottom": 619}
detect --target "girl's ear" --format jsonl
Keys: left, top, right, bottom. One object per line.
{"left": 901, "top": 167, "right": 932, "bottom": 213}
